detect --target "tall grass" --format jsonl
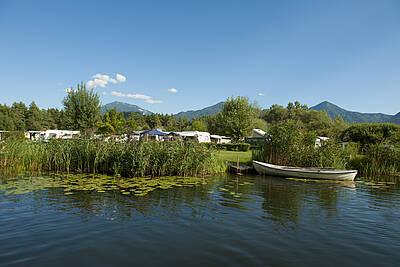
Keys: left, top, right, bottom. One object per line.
{"left": 348, "top": 145, "right": 400, "bottom": 177}
{"left": 251, "top": 121, "right": 400, "bottom": 177}
{"left": 0, "top": 138, "right": 226, "bottom": 177}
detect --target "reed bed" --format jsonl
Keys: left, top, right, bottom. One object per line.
{"left": 0, "top": 138, "right": 226, "bottom": 177}
{"left": 349, "top": 145, "right": 400, "bottom": 177}
{"left": 253, "top": 136, "right": 400, "bottom": 178}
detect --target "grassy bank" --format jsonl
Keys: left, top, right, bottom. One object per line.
{"left": 0, "top": 138, "right": 226, "bottom": 177}
{"left": 215, "top": 150, "right": 252, "bottom": 165}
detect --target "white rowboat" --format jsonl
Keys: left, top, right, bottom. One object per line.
{"left": 253, "top": 160, "right": 357, "bottom": 181}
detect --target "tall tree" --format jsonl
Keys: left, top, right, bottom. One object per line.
{"left": 220, "top": 96, "right": 257, "bottom": 141}
{"left": 11, "top": 102, "right": 28, "bottom": 131}
{"left": 62, "top": 82, "right": 101, "bottom": 134}
{"left": 26, "top": 101, "right": 42, "bottom": 130}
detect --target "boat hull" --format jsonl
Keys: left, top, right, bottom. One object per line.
{"left": 253, "top": 161, "right": 357, "bottom": 181}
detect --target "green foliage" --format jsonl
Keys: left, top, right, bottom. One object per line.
{"left": 0, "top": 131, "right": 25, "bottom": 140}
{"left": 0, "top": 138, "right": 226, "bottom": 177}
{"left": 262, "top": 101, "right": 344, "bottom": 138}
{"left": 348, "top": 145, "right": 400, "bottom": 177}
{"left": 218, "top": 96, "right": 257, "bottom": 141}
{"left": 96, "top": 108, "right": 126, "bottom": 136}
{"left": 26, "top": 102, "right": 42, "bottom": 131}
{"left": 215, "top": 143, "right": 251, "bottom": 152}
{"left": 252, "top": 121, "right": 353, "bottom": 169}
{"left": 63, "top": 82, "right": 101, "bottom": 133}
{"left": 191, "top": 119, "right": 207, "bottom": 132}
{"left": 341, "top": 123, "right": 400, "bottom": 148}
{"left": 252, "top": 118, "right": 269, "bottom": 132}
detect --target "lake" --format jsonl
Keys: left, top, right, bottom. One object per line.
{"left": 1, "top": 174, "right": 400, "bottom": 266}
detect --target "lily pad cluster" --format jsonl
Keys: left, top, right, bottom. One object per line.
{"left": 0, "top": 174, "right": 208, "bottom": 196}
{"left": 357, "top": 180, "right": 397, "bottom": 189}
{"left": 210, "top": 180, "right": 254, "bottom": 198}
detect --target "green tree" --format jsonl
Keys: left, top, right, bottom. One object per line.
{"left": 11, "top": 102, "right": 28, "bottom": 131}
{"left": 124, "top": 112, "right": 137, "bottom": 132}
{"left": 26, "top": 101, "right": 42, "bottom": 130}
{"left": 96, "top": 108, "right": 126, "bottom": 135}
{"left": 147, "top": 114, "right": 162, "bottom": 129}
{"left": 62, "top": 82, "right": 101, "bottom": 134}
{"left": 341, "top": 123, "right": 400, "bottom": 148}
{"left": 220, "top": 96, "right": 257, "bottom": 141}
{"left": 191, "top": 119, "right": 207, "bottom": 132}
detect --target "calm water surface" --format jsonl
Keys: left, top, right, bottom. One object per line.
{"left": 1, "top": 174, "right": 400, "bottom": 267}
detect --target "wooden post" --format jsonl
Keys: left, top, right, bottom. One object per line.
{"left": 237, "top": 155, "right": 239, "bottom": 173}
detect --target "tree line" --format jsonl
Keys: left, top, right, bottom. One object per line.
{"left": 3, "top": 83, "right": 400, "bottom": 145}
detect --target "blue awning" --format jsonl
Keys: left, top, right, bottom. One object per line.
{"left": 141, "top": 129, "right": 168, "bottom": 136}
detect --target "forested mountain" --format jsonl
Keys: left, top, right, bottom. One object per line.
{"left": 310, "top": 101, "right": 394, "bottom": 123}
{"left": 101, "top": 101, "right": 152, "bottom": 115}
{"left": 174, "top": 102, "right": 224, "bottom": 119}
{"left": 389, "top": 112, "right": 400, "bottom": 124}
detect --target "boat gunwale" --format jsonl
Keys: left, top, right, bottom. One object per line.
{"left": 252, "top": 160, "right": 357, "bottom": 175}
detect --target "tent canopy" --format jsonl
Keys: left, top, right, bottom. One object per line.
{"left": 141, "top": 129, "right": 168, "bottom": 136}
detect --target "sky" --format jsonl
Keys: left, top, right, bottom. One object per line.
{"left": 0, "top": 0, "right": 399, "bottom": 114}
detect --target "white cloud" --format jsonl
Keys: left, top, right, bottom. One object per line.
{"left": 110, "top": 91, "right": 125, "bottom": 97}
{"left": 146, "top": 99, "right": 163, "bottom": 104}
{"left": 258, "top": 93, "right": 265, "bottom": 96}
{"left": 111, "top": 91, "right": 162, "bottom": 104}
{"left": 168, "top": 88, "right": 178, "bottom": 93}
{"left": 116, "top": 74, "right": 126, "bottom": 83}
{"left": 86, "top": 73, "right": 126, "bottom": 88}
{"left": 87, "top": 79, "right": 108, "bottom": 88}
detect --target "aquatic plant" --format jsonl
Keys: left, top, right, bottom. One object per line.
{"left": 0, "top": 138, "right": 226, "bottom": 177}
{"left": 0, "top": 174, "right": 210, "bottom": 196}
{"left": 349, "top": 145, "right": 400, "bottom": 177}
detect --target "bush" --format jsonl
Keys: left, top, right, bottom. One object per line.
{"left": 341, "top": 123, "right": 400, "bottom": 148}
{"left": 0, "top": 131, "right": 25, "bottom": 141}
{"left": 215, "top": 143, "right": 250, "bottom": 152}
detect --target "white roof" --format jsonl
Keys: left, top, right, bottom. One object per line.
{"left": 42, "top": 130, "right": 80, "bottom": 134}
{"left": 253, "top": 129, "right": 266, "bottom": 136}
{"left": 174, "top": 131, "right": 210, "bottom": 137}
{"left": 211, "top": 135, "right": 231, "bottom": 139}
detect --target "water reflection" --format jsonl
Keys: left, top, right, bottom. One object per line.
{"left": 1, "top": 174, "right": 400, "bottom": 267}
{"left": 0, "top": 174, "right": 399, "bottom": 225}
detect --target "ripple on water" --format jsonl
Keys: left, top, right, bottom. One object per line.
{"left": 0, "top": 174, "right": 400, "bottom": 266}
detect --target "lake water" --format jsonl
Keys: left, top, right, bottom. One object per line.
{"left": 1, "top": 174, "right": 400, "bottom": 267}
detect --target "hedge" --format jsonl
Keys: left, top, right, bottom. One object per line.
{"left": 216, "top": 143, "right": 250, "bottom": 151}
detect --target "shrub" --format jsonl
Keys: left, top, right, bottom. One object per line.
{"left": 215, "top": 143, "right": 250, "bottom": 151}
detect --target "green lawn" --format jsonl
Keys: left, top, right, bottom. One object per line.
{"left": 215, "top": 150, "right": 252, "bottom": 165}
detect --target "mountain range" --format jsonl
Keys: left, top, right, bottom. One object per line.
{"left": 102, "top": 100, "right": 399, "bottom": 125}
{"left": 309, "top": 101, "right": 395, "bottom": 123}
{"left": 174, "top": 102, "right": 224, "bottom": 119}
{"left": 101, "top": 101, "right": 153, "bottom": 115}
{"left": 102, "top": 101, "right": 224, "bottom": 119}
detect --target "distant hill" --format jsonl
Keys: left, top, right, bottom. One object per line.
{"left": 174, "top": 101, "right": 224, "bottom": 119}
{"left": 310, "top": 101, "right": 393, "bottom": 123}
{"left": 102, "top": 101, "right": 152, "bottom": 115}
{"left": 389, "top": 112, "right": 400, "bottom": 124}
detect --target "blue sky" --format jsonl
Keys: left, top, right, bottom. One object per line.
{"left": 0, "top": 0, "right": 399, "bottom": 114}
